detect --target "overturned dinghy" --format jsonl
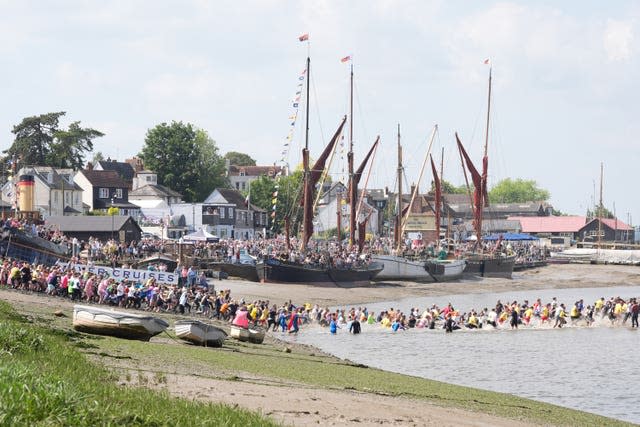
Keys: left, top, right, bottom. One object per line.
{"left": 73, "top": 305, "right": 169, "bottom": 341}
{"left": 175, "top": 320, "right": 227, "bottom": 347}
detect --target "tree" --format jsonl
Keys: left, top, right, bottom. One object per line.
{"left": 430, "top": 179, "right": 468, "bottom": 194}
{"left": 586, "top": 205, "right": 614, "bottom": 219}
{"left": 5, "top": 112, "right": 65, "bottom": 165}
{"left": 488, "top": 178, "right": 550, "bottom": 203}
{"left": 49, "top": 121, "right": 104, "bottom": 169}
{"left": 91, "top": 151, "right": 105, "bottom": 164}
{"left": 3, "top": 112, "right": 103, "bottom": 169}
{"left": 248, "top": 171, "right": 303, "bottom": 234}
{"left": 224, "top": 151, "right": 256, "bottom": 166}
{"left": 139, "top": 121, "right": 227, "bottom": 202}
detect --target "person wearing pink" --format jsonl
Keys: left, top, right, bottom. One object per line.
{"left": 84, "top": 275, "right": 96, "bottom": 302}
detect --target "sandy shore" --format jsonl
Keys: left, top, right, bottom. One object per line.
{"left": 2, "top": 263, "right": 638, "bottom": 427}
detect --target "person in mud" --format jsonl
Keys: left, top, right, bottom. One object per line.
{"left": 510, "top": 303, "right": 519, "bottom": 329}
{"left": 349, "top": 317, "right": 361, "bottom": 334}
{"left": 445, "top": 313, "right": 455, "bottom": 333}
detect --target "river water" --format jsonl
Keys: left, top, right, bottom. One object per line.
{"left": 281, "top": 285, "right": 640, "bottom": 424}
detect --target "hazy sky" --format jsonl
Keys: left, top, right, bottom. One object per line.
{"left": 1, "top": 1, "right": 638, "bottom": 224}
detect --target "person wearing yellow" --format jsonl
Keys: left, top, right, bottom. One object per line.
{"left": 554, "top": 303, "right": 567, "bottom": 328}
{"left": 466, "top": 311, "right": 479, "bottom": 329}
{"left": 570, "top": 302, "right": 581, "bottom": 324}
{"left": 523, "top": 307, "right": 534, "bottom": 325}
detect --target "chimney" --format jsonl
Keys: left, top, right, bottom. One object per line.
{"left": 86, "top": 162, "right": 93, "bottom": 170}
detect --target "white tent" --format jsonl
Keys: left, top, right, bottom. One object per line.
{"left": 182, "top": 228, "right": 219, "bottom": 242}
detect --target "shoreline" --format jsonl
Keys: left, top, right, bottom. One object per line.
{"left": 1, "top": 263, "right": 637, "bottom": 426}
{"left": 215, "top": 263, "right": 640, "bottom": 308}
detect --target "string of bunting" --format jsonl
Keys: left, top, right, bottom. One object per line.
{"left": 270, "top": 66, "right": 307, "bottom": 230}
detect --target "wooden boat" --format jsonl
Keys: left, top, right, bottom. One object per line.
{"left": 229, "top": 324, "right": 250, "bottom": 341}
{"left": 456, "top": 66, "right": 515, "bottom": 279}
{"left": 229, "top": 325, "right": 265, "bottom": 344}
{"left": 174, "top": 320, "right": 227, "bottom": 347}
{"left": 72, "top": 304, "right": 169, "bottom": 341}
{"left": 372, "top": 254, "right": 434, "bottom": 282}
{"left": 424, "top": 258, "right": 467, "bottom": 282}
{"left": 248, "top": 327, "right": 266, "bottom": 344}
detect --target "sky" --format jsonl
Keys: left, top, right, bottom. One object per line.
{"left": 1, "top": 1, "right": 639, "bottom": 225}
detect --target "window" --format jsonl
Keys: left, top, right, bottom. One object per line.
{"left": 146, "top": 175, "right": 153, "bottom": 182}
{"left": 241, "top": 182, "right": 246, "bottom": 190}
{"left": 54, "top": 191, "right": 58, "bottom": 203}
{"left": 228, "top": 207, "right": 233, "bottom": 219}
{"left": 220, "top": 208, "right": 225, "bottom": 219}
{"left": 235, "top": 182, "right": 240, "bottom": 190}
{"left": 115, "top": 188, "right": 123, "bottom": 199}
{"left": 99, "top": 188, "right": 109, "bottom": 198}
{"left": 75, "top": 194, "right": 79, "bottom": 205}
{"left": 239, "top": 169, "right": 246, "bottom": 177}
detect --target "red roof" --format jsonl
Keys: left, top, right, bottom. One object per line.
{"left": 507, "top": 216, "right": 587, "bottom": 233}
{"left": 597, "top": 218, "right": 633, "bottom": 231}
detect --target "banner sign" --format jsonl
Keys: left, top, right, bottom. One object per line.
{"left": 60, "top": 263, "right": 179, "bottom": 285}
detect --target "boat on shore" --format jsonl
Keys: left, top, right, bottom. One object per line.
{"left": 257, "top": 258, "right": 383, "bottom": 287}
{"left": 371, "top": 254, "right": 434, "bottom": 282}
{"left": 229, "top": 325, "right": 265, "bottom": 344}
{"left": 72, "top": 304, "right": 169, "bottom": 341}
{"left": 174, "top": 320, "right": 227, "bottom": 347}
{"left": 425, "top": 258, "right": 467, "bottom": 281}
{"left": 0, "top": 227, "right": 69, "bottom": 265}
{"left": 463, "top": 254, "right": 516, "bottom": 278}
{"left": 455, "top": 66, "right": 515, "bottom": 279}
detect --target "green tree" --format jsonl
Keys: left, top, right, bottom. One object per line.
{"left": 91, "top": 151, "right": 105, "bottom": 164}
{"left": 224, "top": 151, "right": 256, "bottom": 166}
{"left": 139, "top": 122, "right": 227, "bottom": 202}
{"left": 4, "top": 112, "right": 103, "bottom": 170}
{"left": 431, "top": 179, "right": 468, "bottom": 194}
{"left": 248, "top": 171, "right": 303, "bottom": 234}
{"left": 49, "top": 121, "right": 104, "bottom": 169}
{"left": 5, "top": 112, "right": 65, "bottom": 165}
{"left": 586, "top": 204, "right": 614, "bottom": 219}
{"left": 488, "top": 178, "right": 550, "bottom": 203}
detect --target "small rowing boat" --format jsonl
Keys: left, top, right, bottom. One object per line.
{"left": 72, "top": 304, "right": 169, "bottom": 341}
{"left": 229, "top": 325, "right": 265, "bottom": 344}
{"left": 174, "top": 320, "right": 227, "bottom": 347}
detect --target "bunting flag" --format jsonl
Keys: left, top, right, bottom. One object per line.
{"left": 341, "top": 55, "right": 351, "bottom": 63}
{"left": 270, "top": 64, "right": 307, "bottom": 230}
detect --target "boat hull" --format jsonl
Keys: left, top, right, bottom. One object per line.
{"left": 214, "top": 262, "right": 259, "bottom": 282}
{"left": 424, "top": 259, "right": 466, "bottom": 282}
{"left": 229, "top": 325, "right": 265, "bottom": 344}
{"left": 371, "top": 255, "right": 434, "bottom": 282}
{"left": 463, "top": 255, "right": 515, "bottom": 278}
{"left": 175, "top": 320, "right": 227, "bottom": 347}
{"left": 256, "top": 259, "right": 382, "bottom": 286}
{"left": 72, "top": 305, "right": 169, "bottom": 341}
{"left": 0, "top": 229, "right": 69, "bottom": 266}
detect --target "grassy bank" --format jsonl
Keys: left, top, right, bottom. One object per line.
{"left": 0, "top": 292, "right": 633, "bottom": 427}
{"left": 0, "top": 300, "right": 278, "bottom": 426}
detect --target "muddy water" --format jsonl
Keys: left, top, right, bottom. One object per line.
{"left": 283, "top": 285, "right": 640, "bottom": 423}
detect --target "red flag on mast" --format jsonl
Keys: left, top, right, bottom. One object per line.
{"left": 298, "top": 33, "right": 309, "bottom": 42}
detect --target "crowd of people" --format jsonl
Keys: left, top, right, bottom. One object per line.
{"left": 313, "top": 295, "right": 640, "bottom": 334}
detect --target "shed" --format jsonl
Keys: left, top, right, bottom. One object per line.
{"left": 45, "top": 215, "right": 142, "bottom": 243}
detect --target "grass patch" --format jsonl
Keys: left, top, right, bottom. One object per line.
{"left": 0, "top": 301, "right": 278, "bottom": 427}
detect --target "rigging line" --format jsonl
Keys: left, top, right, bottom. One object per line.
{"left": 353, "top": 80, "right": 370, "bottom": 148}
{"left": 310, "top": 68, "right": 326, "bottom": 148}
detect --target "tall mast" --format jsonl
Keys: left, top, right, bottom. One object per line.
{"left": 598, "top": 162, "right": 603, "bottom": 248}
{"left": 348, "top": 63, "right": 356, "bottom": 247}
{"left": 477, "top": 66, "right": 492, "bottom": 246}
{"left": 301, "top": 56, "right": 312, "bottom": 249}
{"left": 395, "top": 124, "right": 403, "bottom": 250}
{"left": 484, "top": 67, "right": 492, "bottom": 158}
